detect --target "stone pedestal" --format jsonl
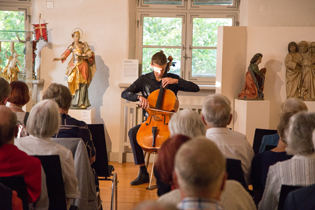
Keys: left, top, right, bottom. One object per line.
{"left": 68, "top": 107, "right": 95, "bottom": 124}
{"left": 234, "top": 99, "right": 270, "bottom": 145}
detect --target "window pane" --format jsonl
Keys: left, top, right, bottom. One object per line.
{"left": 192, "top": 18, "right": 232, "bottom": 47}
{"left": 143, "top": 17, "right": 182, "bottom": 46}
{"left": 191, "top": 49, "right": 216, "bottom": 77}
{"left": 0, "top": 11, "right": 25, "bottom": 70}
{"left": 193, "top": 0, "right": 233, "bottom": 5}
{"left": 143, "top": 0, "right": 182, "bottom": 5}
{"left": 142, "top": 48, "right": 181, "bottom": 75}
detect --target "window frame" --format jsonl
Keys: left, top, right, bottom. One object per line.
{"left": 137, "top": 0, "right": 239, "bottom": 10}
{"left": 0, "top": 4, "right": 31, "bottom": 31}
{"left": 135, "top": 0, "right": 239, "bottom": 84}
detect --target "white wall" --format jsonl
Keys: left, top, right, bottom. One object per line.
{"left": 33, "top": 0, "right": 130, "bottom": 154}
{"left": 240, "top": 0, "right": 315, "bottom": 27}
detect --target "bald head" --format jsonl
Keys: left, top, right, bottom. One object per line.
{"left": 0, "top": 78, "right": 11, "bottom": 105}
{"left": 0, "top": 106, "right": 17, "bottom": 147}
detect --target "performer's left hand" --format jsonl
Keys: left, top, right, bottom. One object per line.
{"left": 162, "top": 77, "right": 178, "bottom": 88}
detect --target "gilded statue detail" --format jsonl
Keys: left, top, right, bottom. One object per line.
{"left": 3, "top": 51, "right": 21, "bottom": 83}
{"left": 53, "top": 30, "right": 96, "bottom": 109}
{"left": 238, "top": 53, "right": 266, "bottom": 100}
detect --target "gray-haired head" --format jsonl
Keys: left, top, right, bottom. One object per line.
{"left": 281, "top": 98, "right": 308, "bottom": 116}
{"left": 43, "top": 83, "right": 72, "bottom": 110}
{"left": 174, "top": 136, "right": 226, "bottom": 197}
{"left": 202, "top": 94, "right": 231, "bottom": 127}
{"left": 169, "top": 109, "right": 206, "bottom": 138}
{"left": 286, "top": 111, "right": 315, "bottom": 155}
{"left": 0, "top": 78, "right": 11, "bottom": 105}
{"left": 26, "top": 99, "right": 60, "bottom": 138}
{"left": 0, "top": 106, "right": 17, "bottom": 147}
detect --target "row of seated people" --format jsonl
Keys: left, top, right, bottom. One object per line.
{"left": 151, "top": 93, "right": 315, "bottom": 210}
{"left": 0, "top": 78, "right": 99, "bottom": 210}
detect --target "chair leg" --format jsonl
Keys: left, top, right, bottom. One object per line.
{"left": 145, "top": 152, "right": 150, "bottom": 169}
{"left": 146, "top": 152, "right": 157, "bottom": 190}
{"left": 110, "top": 172, "right": 118, "bottom": 210}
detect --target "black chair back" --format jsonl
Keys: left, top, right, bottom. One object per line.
{"left": 88, "top": 124, "right": 114, "bottom": 179}
{"left": 0, "top": 176, "right": 29, "bottom": 210}
{"left": 226, "top": 158, "right": 247, "bottom": 189}
{"left": 278, "top": 185, "right": 302, "bottom": 210}
{"left": 33, "top": 155, "right": 67, "bottom": 210}
{"left": 253, "top": 128, "right": 278, "bottom": 155}
{"left": 265, "top": 144, "right": 277, "bottom": 151}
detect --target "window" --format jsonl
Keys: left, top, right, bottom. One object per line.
{"left": 136, "top": 0, "right": 239, "bottom": 84}
{"left": 0, "top": 3, "right": 30, "bottom": 71}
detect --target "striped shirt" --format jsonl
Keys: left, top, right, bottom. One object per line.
{"left": 177, "top": 197, "right": 225, "bottom": 210}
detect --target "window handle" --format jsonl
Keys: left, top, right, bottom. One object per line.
{"left": 183, "top": 54, "right": 191, "bottom": 60}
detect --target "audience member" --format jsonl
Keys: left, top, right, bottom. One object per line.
{"left": 259, "top": 98, "right": 308, "bottom": 153}
{"left": 251, "top": 112, "right": 294, "bottom": 204}
{"left": 155, "top": 135, "right": 191, "bottom": 196}
{"left": 259, "top": 111, "right": 315, "bottom": 210}
{"left": 202, "top": 94, "right": 254, "bottom": 184}
{"left": 43, "top": 83, "right": 96, "bottom": 164}
{"left": 159, "top": 137, "right": 256, "bottom": 210}
{"left": 7, "top": 81, "right": 30, "bottom": 137}
{"left": 0, "top": 77, "right": 11, "bottom": 105}
{"left": 155, "top": 110, "right": 206, "bottom": 196}
{"left": 283, "top": 183, "right": 315, "bottom": 210}
{"left": 0, "top": 106, "right": 48, "bottom": 209}
{"left": 134, "top": 201, "right": 178, "bottom": 210}
{"left": 168, "top": 109, "right": 206, "bottom": 138}
{"left": 15, "top": 99, "right": 79, "bottom": 206}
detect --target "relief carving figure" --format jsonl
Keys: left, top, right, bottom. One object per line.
{"left": 299, "top": 41, "right": 314, "bottom": 100}
{"left": 53, "top": 30, "right": 96, "bottom": 109}
{"left": 285, "top": 42, "right": 303, "bottom": 98}
{"left": 238, "top": 53, "right": 266, "bottom": 100}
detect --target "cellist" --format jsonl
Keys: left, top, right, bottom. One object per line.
{"left": 121, "top": 51, "right": 200, "bottom": 185}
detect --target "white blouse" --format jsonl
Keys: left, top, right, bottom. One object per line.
{"left": 258, "top": 154, "right": 315, "bottom": 210}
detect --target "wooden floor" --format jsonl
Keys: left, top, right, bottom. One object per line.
{"left": 99, "top": 162, "right": 159, "bottom": 210}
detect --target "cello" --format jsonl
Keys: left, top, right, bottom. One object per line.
{"left": 136, "top": 56, "right": 179, "bottom": 153}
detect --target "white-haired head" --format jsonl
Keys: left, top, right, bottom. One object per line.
{"left": 286, "top": 111, "right": 315, "bottom": 155}
{"left": 169, "top": 109, "right": 206, "bottom": 138}
{"left": 26, "top": 99, "right": 60, "bottom": 138}
{"left": 202, "top": 94, "right": 231, "bottom": 128}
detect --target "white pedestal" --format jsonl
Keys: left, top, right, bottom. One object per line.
{"left": 234, "top": 99, "right": 270, "bottom": 146}
{"left": 68, "top": 107, "right": 95, "bottom": 124}
{"left": 304, "top": 101, "right": 315, "bottom": 113}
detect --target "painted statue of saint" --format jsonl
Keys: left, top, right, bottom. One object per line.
{"left": 3, "top": 51, "right": 21, "bottom": 83}
{"left": 53, "top": 30, "right": 96, "bottom": 109}
{"left": 238, "top": 53, "right": 266, "bottom": 100}
{"left": 285, "top": 42, "right": 303, "bottom": 98}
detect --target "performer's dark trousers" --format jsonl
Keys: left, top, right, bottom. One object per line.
{"left": 128, "top": 124, "right": 145, "bottom": 165}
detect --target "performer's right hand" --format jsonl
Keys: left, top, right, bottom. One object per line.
{"left": 138, "top": 96, "right": 149, "bottom": 109}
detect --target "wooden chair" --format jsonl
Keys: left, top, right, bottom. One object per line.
{"left": 278, "top": 185, "right": 302, "bottom": 210}
{"left": 252, "top": 128, "right": 278, "bottom": 155}
{"left": 33, "top": 155, "right": 67, "bottom": 210}
{"left": 0, "top": 176, "right": 29, "bottom": 210}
